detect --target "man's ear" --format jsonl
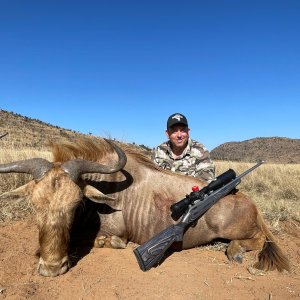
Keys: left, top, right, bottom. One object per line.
{"left": 83, "top": 185, "right": 116, "bottom": 202}
{"left": 83, "top": 185, "right": 122, "bottom": 210}
{"left": 165, "top": 129, "right": 170, "bottom": 139}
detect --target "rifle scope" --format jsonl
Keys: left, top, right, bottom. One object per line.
{"left": 170, "top": 169, "right": 236, "bottom": 221}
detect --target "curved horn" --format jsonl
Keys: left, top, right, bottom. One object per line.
{"left": 61, "top": 139, "right": 127, "bottom": 181}
{"left": 0, "top": 158, "right": 54, "bottom": 180}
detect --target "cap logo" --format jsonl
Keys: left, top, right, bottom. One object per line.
{"left": 172, "top": 114, "right": 184, "bottom": 121}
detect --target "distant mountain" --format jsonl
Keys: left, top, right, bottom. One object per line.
{"left": 211, "top": 137, "right": 300, "bottom": 164}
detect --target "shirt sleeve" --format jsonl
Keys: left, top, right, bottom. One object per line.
{"left": 193, "top": 157, "right": 215, "bottom": 182}
{"left": 188, "top": 141, "right": 216, "bottom": 182}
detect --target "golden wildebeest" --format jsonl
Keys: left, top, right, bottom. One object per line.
{"left": 0, "top": 138, "right": 290, "bottom": 276}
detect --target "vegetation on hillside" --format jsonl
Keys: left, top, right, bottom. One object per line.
{"left": 211, "top": 137, "right": 300, "bottom": 163}
{"left": 0, "top": 109, "right": 151, "bottom": 151}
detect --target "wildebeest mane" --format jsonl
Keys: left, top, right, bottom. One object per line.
{"left": 49, "top": 137, "right": 172, "bottom": 174}
{"left": 50, "top": 138, "right": 114, "bottom": 162}
{"left": 121, "top": 145, "right": 168, "bottom": 172}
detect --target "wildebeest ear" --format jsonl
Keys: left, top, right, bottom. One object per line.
{"left": 0, "top": 181, "right": 35, "bottom": 200}
{"left": 83, "top": 185, "right": 116, "bottom": 203}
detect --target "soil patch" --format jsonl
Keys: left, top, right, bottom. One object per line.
{"left": 0, "top": 219, "right": 299, "bottom": 299}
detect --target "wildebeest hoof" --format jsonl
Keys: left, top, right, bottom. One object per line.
{"left": 94, "top": 235, "right": 126, "bottom": 249}
{"left": 97, "top": 240, "right": 105, "bottom": 247}
{"left": 232, "top": 253, "right": 243, "bottom": 263}
{"left": 227, "top": 244, "right": 245, "bottom": 264}
{"left": 110, "top": 235, "right": 126, "bottom": 249}
{"left": 94, "top": 235, "right": 107, "bottom": 248}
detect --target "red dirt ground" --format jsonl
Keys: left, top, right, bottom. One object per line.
{"left": 0, "top": 219, "right": 299, "bottom": 300}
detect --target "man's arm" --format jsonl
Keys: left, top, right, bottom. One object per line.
{"left": 189, "top": 140, "right": 215, "bottom": 182}
{"left": 193, "top": 160, "right": 215, "bottom": 182}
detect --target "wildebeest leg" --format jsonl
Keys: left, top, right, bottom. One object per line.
{"left": 227, "top": 233, "right": 265, "bottom": 263}
{"left": 93, "top": 206, "right": 127, "bottom": 249}
{"left": 94, "top": 235, "right": 127, "bottom": 249}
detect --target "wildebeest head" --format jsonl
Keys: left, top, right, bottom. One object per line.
{"left": 0, "top": 138, "right": 126, "bottom": 277}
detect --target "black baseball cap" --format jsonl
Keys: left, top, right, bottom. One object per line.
{"left": 167, "top": 113, "right": 188, "bottom": 128}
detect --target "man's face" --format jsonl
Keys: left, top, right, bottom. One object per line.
{"left": 166, "top": 124, "right": 190, "bottom": 148}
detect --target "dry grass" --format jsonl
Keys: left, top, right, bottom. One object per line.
{"left": 0, "top": 149, "right": 299, "bottom": 228}
{"left": 215, "top": 161, "right": 300, "bottom": 226}
{"left": 0, "top": 148, "right": 51, "bottom": 222}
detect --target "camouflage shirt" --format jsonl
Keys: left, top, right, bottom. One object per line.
{"left": 151, "top": 138, "right": 215, "bottom": 182}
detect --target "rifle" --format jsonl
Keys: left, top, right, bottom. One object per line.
{"left": 134, "top": 160, "right": 264, "bottom": 271}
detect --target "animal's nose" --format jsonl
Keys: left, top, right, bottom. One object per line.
{"left": 37, "top": 257, "right": 70, "bottom": 277}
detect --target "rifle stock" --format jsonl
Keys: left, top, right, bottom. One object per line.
{"left": 134, "top": 223, "right": 187, "bottom": 271}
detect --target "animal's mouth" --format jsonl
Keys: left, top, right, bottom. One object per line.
{"left": 37, "top": 256, "right": 70, "bottom": 277}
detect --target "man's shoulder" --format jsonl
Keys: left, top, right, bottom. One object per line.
{"left": 155, "top": 141, "right": 169, "bottom": 152}
{"left": 189, "top": 139, "right": 209, "bottom": 154}
{"left": 153, "top": 141, "right": 170, "bottom": 159}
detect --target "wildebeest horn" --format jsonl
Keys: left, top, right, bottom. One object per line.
{"left": 61, "top": 138, "right": 127, "bottom": 181}
{"left": 0, "top": 158, "right": 54, "bottom": 180}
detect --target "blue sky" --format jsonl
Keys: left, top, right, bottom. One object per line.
{"left": 0, "top": 0, "right": 299, "bottom": 150}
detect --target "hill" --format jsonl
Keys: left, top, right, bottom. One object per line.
{"left": 211, "top": 137, "right": 300, "bottom": 163}
{"left": 1, "top": 109, "right": 299, "bottom": 163}
{"left": 0, "top": 109, "right": 90, "bottom": 149}
{"left": 0, "top": 109, "right": 151, "bottom": 153}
